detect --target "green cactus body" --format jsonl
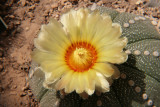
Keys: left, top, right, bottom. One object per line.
{"left": 29, "top": 7, "right": 160, "bottom": 107}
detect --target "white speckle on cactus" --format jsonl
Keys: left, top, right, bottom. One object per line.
{"left": 144, "top": 51, "right": 150, "bottom": 56}
{"left": 151, "top": 21, "right": 158, "bottom": 26}
{"left": 134, "top": 50, "right": 141, "bottom": 55}
{"left": 128, "top": 80, "right": 135, "bottom": 86}
{"left": 120, "top": 73, "right": 126, "bottom": 79}
{"left": 97, "top": 100, "right": 102, "bottom": 106}
{"left": 134, "top": 17, "right": 139, "bottom": 21}
{"left": 135, "top": 86, "right": 141, "bottom": 93}
{"left": 153, "top": 51, "right": 159, "bottom": 57}
{"left": 147, "top": 99, "right": 153, "bottom": 106}
{"left": 125, "top": 50, "right": 131, "bottom": 55}
{"left": 129, "top": 20, "right": 135, "bottom": 24}
{"left": 80, "top": 92, "right": 89, "bottom": 100}
{"left": 142, "top": 93, "right": 148, "bottom": 100}
{"left": 55, "top": 100, "right": 60, "bottom": 107}
{"left": 123, "top": 23, "right": 129, "bottom": 28}
{"left": 139, "top": 16, "right": 146, "bottom": 20}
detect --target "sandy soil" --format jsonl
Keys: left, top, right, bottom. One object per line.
{"left": 0, "top": 0, "right": 159, "bottom": 107}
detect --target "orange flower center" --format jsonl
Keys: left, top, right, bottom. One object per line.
{"left": 65, "top": 42, "right": 97, "bottom": 72}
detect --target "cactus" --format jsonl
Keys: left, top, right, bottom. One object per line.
{"left": 29, "top": 7, "right": 160, "bottom": 107}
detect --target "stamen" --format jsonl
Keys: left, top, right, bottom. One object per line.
{"left": 65, "top": 42, "right": 97, "bottom": 72}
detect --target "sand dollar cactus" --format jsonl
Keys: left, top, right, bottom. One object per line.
{"left": 29, "top": 7, "right": 160, "bottom": 107}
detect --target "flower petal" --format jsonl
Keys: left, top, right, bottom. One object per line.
{"left": 31, "top": 49, "right": 64, "bottom": 64}
{"left": 84, "top": 70, "right": 95, "bottom": 95}
{"left": 93, "top": 63, "right": 114, "bottom": 77}
{"left": 95, "top": 72, "right": 110, "bottom": 92}
{"left": 92, "top": 23, "right": 123, "bottom": 49}
{"left": 61, "top": 9, "right": 88, "bottom": 42}
{"left": 34, "top": 18, "right": 70, "bottom": 53}
{"left": 44, "top": 66, "right": 69, "bottom": 84}
{"left": 97, "top": 37, "right": 128, "bottom": 64}
{"left": 55, "top": 71, "right": 73, "bottom": 90}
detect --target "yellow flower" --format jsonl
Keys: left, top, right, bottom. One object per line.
{"left": 32, "top": 8, "right": 128, "bottom": 95}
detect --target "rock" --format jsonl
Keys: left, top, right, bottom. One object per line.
{"left": 25, "top": 27, "right": 29, "bottom": 31}
{"left": 97, "top": 1, "right": 103, "bottom": 6}
{"left": 28, "top": 91, "right": 33, "bottom": 97}
{"left": 21, "top": 0, "right": 26, "bottom": 6}
{"left": 51, "top": 3, "right": 58, "bottom": 9}
{"left": 9, "top": 15, "right": 15, "bottom": 18}
{"left": 27, "top": 12, "right": 34, "bottom": 18}
{"left": 20, "top": 92, "right": 26, "bottom": 97}
{"left": 29, "top": 5, "right": 36, "bottom": 10}
{"left": 15, "top": 21, "right": 21, "bottom": 25}
{"left": 12, "top": 85, "right": 17, "bottom": 89}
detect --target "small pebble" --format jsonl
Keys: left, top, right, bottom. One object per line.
{"left": 9, "top": 15, "right": 15, "bottom": 18}
{"left": 97, "top": 1, "right": 103, "bottom": 6}
{"left": 12, "top": 85, "right": 17, "bottom": 89}
{"left": 22, "top": 85, "right": 29, "bottom": 91}
{"left": 28, "top": 92, "right": 33, "bottom": 97}
{"left": 29, "top": 5, "right": 36, "bottom": 10}
{"left": 152, "top": 21, "right": 157, "bottom": 26}
{"left": 21, "top": 0, "right": 26, "bottom": 6}
{"left": 27, "top": 12, "right": 34, "bottom": 18}
{"left": 55, "top": 14, "right": 59, "bottom": 18}
{"left": 25, "top": 27, "right": 29, "bottom": 31}
{"left": 51, "top": 3, "right": 58, "bottom": 9}
{"left": 20, "top": 92, "right": 26, "bottom": 97}
{"left": 15, "top": 21, "right": 21, "bottom": 25}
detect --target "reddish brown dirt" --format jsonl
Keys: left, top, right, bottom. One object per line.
{"left": 0, "top": 0, "right": 159, "bottom": 107}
